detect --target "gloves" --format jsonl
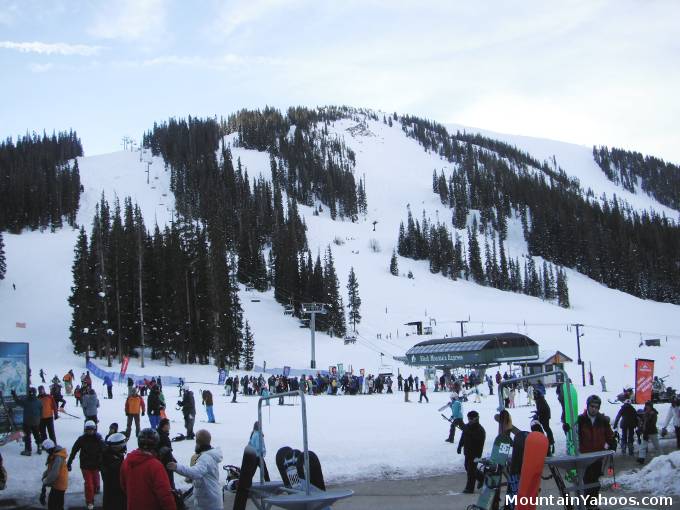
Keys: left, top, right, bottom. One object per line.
{"left": 39, "top": 486, "right": 47, "bottom": 506}
{"left": 457, "top": 446, "right": 462, "bottom": 454}
{"left": 54, "top": 414, "right": 59, "bottom": 420}
{"left": 67, "top": 463, "right": 72, "bottom": 472}
{"left": 142, "top": 411, "right": 145, "bottom": 416}
{"left": 562, "top": 423, "right": 570, "bottom": 433}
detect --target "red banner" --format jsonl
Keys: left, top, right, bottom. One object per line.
{"left": 120, "top": 356, "right": 130, "bottom": 376}
{"left": 635, "top": 358, "right": 654, "bottom": 404}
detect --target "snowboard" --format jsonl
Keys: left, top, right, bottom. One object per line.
{"left": 275, "top": 446, "right": 325, "bottom": 491}
{"left": 516, "top": 432, "right": 549, "bottom": 510}
{"left": 233, "top": 445, "right": 259, "bottom": 510}
{"left": 468, "top": 434, "right": 513, "bottom": 510}
{"left": 562, "top": 381, "right": 579, "bottom": 482}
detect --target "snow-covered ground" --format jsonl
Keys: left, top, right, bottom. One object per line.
{"left": 1, "top": 113, "right": 679, "bottom": 500}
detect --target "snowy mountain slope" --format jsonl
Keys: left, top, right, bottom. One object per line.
{"left": 0, "top": 112, "right": 679, "bottom": 496}
{"left": 447, "top": 122, "right": 680, "bottom": 219}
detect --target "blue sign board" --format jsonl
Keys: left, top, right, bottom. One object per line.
{"left": 0, "top": 342, "right": 30, "bottom": 431}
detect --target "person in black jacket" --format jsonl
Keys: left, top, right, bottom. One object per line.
{"left": 156, "top": 418, "right": 176, "bottom": 488}
{"left": 534, "top": 390, "right": 555, "bottom": 455}
{"left": 147, "top": 387, "right": 161, "bottom": 430}
{"left": 67, "top": 420, "right": 104, "bottom": 509}
{"left": 177, "top": 389, "right": 196, "bottom": 440}
{"left": 101, "top": 432, "right": 127, "bottom": 510}
{"left": 638, "top": 401, "right": 660, "bottom": 464}
{"left": 613, "top": 399, "right": 638, "bottom": 456}
{"left": 457, "top": 411, "right": 486, "bottom": 494}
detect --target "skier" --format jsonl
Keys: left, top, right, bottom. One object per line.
{"left": 397, "top": 373, "right": 403, "bottom": 391}
{"left": 445, "top": 394, "right": 465, "bottom": 443}
{"left": 419, "top": 381, "right": 429, "bottom": 403}
{"left": 124, "top": 388, "right": 146, "bottom": 438}
{"left": 40, "top": 439, "right": 69, "bottom": 510}
{"left": 101, "top": 432, "right": 127, "bottom": 510}
{"left": 231, "top": 377, "right": 239, "bottom": 403}
{"left": 38, "top": 385, "right": 59, "bottom": 443}
{"left": 147, "top": 386, "right": 162, "bottom": 429}
{"left": 50, "top": 382, "right": 66, "bottom": 409}
{"left": 600, "top": 375, "right": 607, "bottom": 392}
{"left": 167, "top": 430, "right": 223, "bottom": 510}
{"left": 613, "top": 399, "right": 638, "bottom": 455}
{"left": 202, "top": 389, "right": 215, "bottom": 423}
{"left": 74, "top": 385, "right": 83, "bottom": 407}
{"left": 63, "top": 371, "right": 74, "bottom": 395}
{"left": 67, "top": 420, "right": 104, "bottom": 510}
{"left": 120, "top": 428, "right": 177, "bottom": 510}
{"left": 457, "top": 410, "right": 485, "bottom": 494}
{"left": 103, "top": 375, "right": 113, "bottom": 399}
{"left": 661, "top": 397, "right": 680, "bottom": 449}
{"left": 9, "top": 388, "right": 43, "bottom": 455}
{"left": 248, "top": 421, "right": 270, "bottom": 481}
{"left": 573, "top": 395, "right": 616, "bottom": 505}
{"left": 534, "top": 390, "right": 555, "bottom": 455}
{"left": 177, "top": 388, "right": 196, "bottom": 439}
{"left": 638, "top": 401, "right": 660, "bottom": 464}
{"left": 81, "top": 388, "right": 100, "bottom": 424}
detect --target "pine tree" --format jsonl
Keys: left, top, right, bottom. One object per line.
{"left": 346, "top": 267, "right": 361, "bottom": 331}
{"left": 68, "top": 227, "right": 94, "bottom": 353}
{"left": 242, "top": 321, "right": 254, "bottom": 370}
{"left": 467, "top": 223, "right": 484, "bottom": 284}
{"left": 390, "top": 250, "right": 399, "bottom": 276}
{"left": 0, "top": 232, "right": 5, "bottom": 280}
{"left": 557, "top": 268, "right": 570, "bottom": 308}
{"left": 322, "top": 246, "right": 346, "bottom": 337}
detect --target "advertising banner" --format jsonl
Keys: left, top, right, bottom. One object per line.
{"left": 218, "top": 368, "right": 227, "bottom": 385}
{"left": 0, "top": 342, "right": 30, "bottom": 431}
{"left": 337, "top": 363, "right": 344, "bottom": 376}
{"left": 120, "top": 356, "right": 130, "bottom": 376}
{"left": 283, "top": 366, "right": 290, "bottom": 378}
{"left": 635, "top": 358, "right": 655, "bottom": 404}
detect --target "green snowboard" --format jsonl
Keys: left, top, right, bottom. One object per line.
{"left": 563, "top": 381, "right": 579, "bottom": 482}
{"left": 468, "top": 434, "right": 513, "bottom": 510}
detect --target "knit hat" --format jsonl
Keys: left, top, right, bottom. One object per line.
{"left": 42, "top": 439, "right": 55, "bottom": 451}
{"left": 84, "top": 420, "right": 97, "bottom": 430}
{"left": 106, "top": 432, "right": 127, "bottom": 446}
{"left": 467, "top": 410, "right": 479, "bottom": 419}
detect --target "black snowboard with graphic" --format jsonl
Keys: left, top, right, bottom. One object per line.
{"left": 233, "top": 445, "right": 259, "bottom": 510}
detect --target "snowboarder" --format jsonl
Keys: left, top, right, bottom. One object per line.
{"left": 445, "top": 394, "right": 465, "bottom": 443}
{"left": 101, "top": 432, "right": 127, "bottom": 510}
{"left": 177, "top": 389, "right": 196, "bottom": 440}
{"left": 457, "top": 410, "right": 485, "bottom": 493}
{"left": 661, "top": 397, "right": 680, "bottom": 449}
{"left": 120, "top": 428, "right": 177, "bottom": 510}
{"left": 638, "top": 401, "right": 661, "bottom": 464}
{"left": 202, "top": 389, "right": 215, "bottom": 423}
{"left": 613, "top": 399, "right": 638, "bottom": 455}
{"left": 573, "top": 395, "right": 616, "bottom": 504}
{"left": 40, "top": 439, "right": 69, "bottom": 509}
{"left": 167, "top": 429, "right": 223, "bottom": 510}
{"left": 67, "top": 420, "right": 104, "bottom": 510}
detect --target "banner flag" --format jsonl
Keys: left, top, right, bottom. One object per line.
{"left": 634, "top": 358, "right": 654, "bottom": 404}
{"left": 120, "top": 356, "right": 130, "bottom": 376}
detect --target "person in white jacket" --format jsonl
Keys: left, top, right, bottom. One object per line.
{"left": 167, "top": 429, "right": 223, "bottom": 510}
{"left": 661, "top": 397, "right": 680, "bottom": 449}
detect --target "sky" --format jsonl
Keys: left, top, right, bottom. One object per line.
{"left": 1, "top": 0, "right": 679, "bottom": 163}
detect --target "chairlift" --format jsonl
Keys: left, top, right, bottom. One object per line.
{"left": 284, "top": 305, "right": 294, "bottom": 316}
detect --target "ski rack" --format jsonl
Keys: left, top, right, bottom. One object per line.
{"left": 251, "top": 389, "right": 353, "bottom": 510}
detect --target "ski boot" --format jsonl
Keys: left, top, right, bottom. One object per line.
{"left": 20, "top": 449, "right": 31, "bottom": 456}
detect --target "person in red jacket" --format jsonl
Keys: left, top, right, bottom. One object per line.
{"left": 575, "top": 395, "right": 616, "bottom": 507}
{"left": 120, "top": 428, "right": 176, "bottom": 510}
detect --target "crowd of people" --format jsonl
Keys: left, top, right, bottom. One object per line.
{"left": 2, "top": 365, "right": 679, "bottom": 510}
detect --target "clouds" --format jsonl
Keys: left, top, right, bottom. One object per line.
{"left": 87, "top": 0, "right": 167, "bottom": 44}
{"left": 0, "top": 40, "right": 102, "bottom": 56}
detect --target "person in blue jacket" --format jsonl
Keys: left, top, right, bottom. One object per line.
{"left": 446, "top": 393, "right": 465, "bottom": 443}
{"left": 248, "top": 422, "right": 270, "bottom": 481}
{"left": 103, "top": 375, "right": 113, "bottom": 399}
{"left": 9, "top": 387, "right": 44, "bottom": 455}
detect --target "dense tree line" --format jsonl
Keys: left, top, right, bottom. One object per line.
{"left": 397, "top": 208, "right": 570, "bottom": 307}
{"left": 69, "top": 195, "right": 245, "bottom": 367}
{"left": 593, "top": 145, "right": 680, "bottom": 211}
{"left": 0, "top": 232, "right": 5, "bottom": 281}
{"left": 398, "top": 115, "right": 680, "bottom": 304}
{"left": 0, "top": 131, "right": 82, "bottom": 232}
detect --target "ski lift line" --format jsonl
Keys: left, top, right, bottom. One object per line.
{"left": 353, "top": 332, "right": 397, "bottom": 358}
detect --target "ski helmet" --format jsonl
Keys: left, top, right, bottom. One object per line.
{"left": 137, "top": 428, "right": 160, "bottom": 450}
{"left": 586, "top": 395, "right": 602, "bottom": 408}
{"left": 84, "top": 420, "right": 97, "bottom": 430}
{"left": 106, "top": 432, "right": 127, "bottom": 447}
